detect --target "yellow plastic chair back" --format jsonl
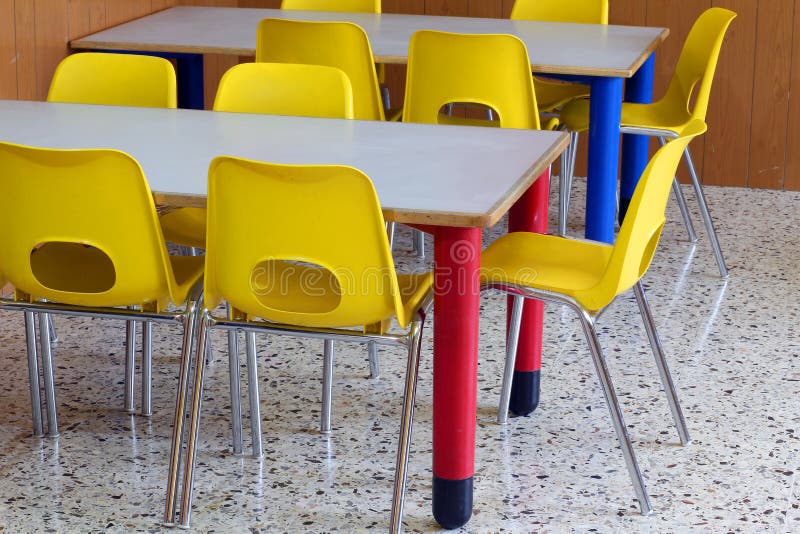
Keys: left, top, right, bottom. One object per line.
{"left": 214, "top": 63, "right": 354, "bottom": 118}
{"left": 510, "top": 0, "right": 608, "bottom": 24}
{"left": 281, "top": 0, "right": 380, "bottom": 13}
{"left": 47, "top": 52, "right": 177, "bottom": 108}
{"left": 0, "top": 142, "right": 181, "bottom": 310}
{"left": 580, "top": 120, "right": 707, "bottom": 310}
{"left": 403, "top": 30, "right": 541, "bottom": 129}
{"left": 510, "top": 0, "right": 608, "bottom": 112}
{"left": 658, "top": 8, "right": 736, "bottom": 124}
{"left": 205, "top": 157, "right": 410, "bottom": 328}
{"left": 256, "top": 18, "right": 384, "bottom": 121}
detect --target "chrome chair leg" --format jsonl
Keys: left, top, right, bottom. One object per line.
{"left": 245, "top": 331, "right": 263, "bottom": 457}
{"left": 557, "top": 130, "right": 579, "bottom": 236}
{"left": 633, "top": 282, "right": 691, "bottom": 445}
{"left": 178, "top": 312, "right": 211, "bottom": 528}
{"left": 142, "top": 320, "right": 153, "bottom": 417}
{"left": 576, "top": 309, "right": 652, "bottom": 515}
{"left": 412, "top": 230, "right": 425, "bottom": 258}
{"left": 683, "top": 146, "right": 729, "bottom": 278}
{"left": 497, "top": 295, "right": 524, "bottom": 424}
{"left": 228, "top": 328, "right": 243, "bottom": 455}
{"left": 386, "top": 221, "right": 396, "bottom": 250}
{"left": 381, "top": 85, "right": 391, "bottom": 111}
{"left": 163, "top": 307, "right": 199, "bottom": 526}
{"left": 38, "top": 313, "right": 59, "bottom": 437}
{"left": 321, "top": 339, "right": 334, "bottom": 433}
{"left": 658, "top": 137, "right": 697, "bottom": 243}
{"left": 24, "top": 312, "right": 44, "bottom": 437}
{"left": 125, "top": 319, "right": 137, "bottom": 413}
{"left": 368, "top": 340, "right": 380, "bottom": 379}
{"left": 390, "top": 315, "right": 426, "bottom": 534}
{"left": 46, "top": 313, "right": 58, "bottom": 343}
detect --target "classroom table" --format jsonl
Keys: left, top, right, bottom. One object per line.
{"left": 0, "top": 100, "right": 568, "bottom": 529}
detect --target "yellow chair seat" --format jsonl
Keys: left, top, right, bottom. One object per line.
{"left": 534, "top": 78, "right": 591, "bottom": 113}
{"left": 243, "top": 262, "right": 432, "bottom": 331}
{"left": 559, "top": 96, "right": 693, "bottom": 135}
{"left": 160, "top": 208, "right": 207, "bottom": 249}
{"left": 480, "top": 232, "right": 612, "bottom": 311}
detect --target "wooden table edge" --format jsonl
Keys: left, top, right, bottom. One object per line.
{"left": 152, "top": 131, "right": 568, "bottom": 229}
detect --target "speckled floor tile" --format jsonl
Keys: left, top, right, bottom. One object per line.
{"left": 0, "top": 181, "right": 798, "bottom": 533}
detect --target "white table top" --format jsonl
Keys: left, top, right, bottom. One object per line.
{"left": 71, "top": 6, "right": 668, "bottom": 78}
{"left": 0, "top": 100, "right": 567, "bottom": 227}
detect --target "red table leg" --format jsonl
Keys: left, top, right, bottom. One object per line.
{"left": 431, "top": 226, "right": 481, "bottom": 530}
{"left": 506, "top": 168, "right": 550, "bottom": 416}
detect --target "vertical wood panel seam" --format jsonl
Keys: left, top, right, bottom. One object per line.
{"left": 12, "top": 0, "right": 18, "bottom": 100}
{"left": 782, "top": 0, "right": 798, "bottom": 190}
{"left": 746, "top": 2, "right": 760, "bottom": 187}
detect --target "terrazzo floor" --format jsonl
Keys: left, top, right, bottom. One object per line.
{"left": 0, "top": 180, "right": 799, "bottom": 533}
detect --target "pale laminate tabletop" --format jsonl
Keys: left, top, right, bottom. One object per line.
{"left": 0, "top": 100, "right": 567, "bottom": 228}
{"left": 71, "top": 6, "right": 668, "bottom": 78}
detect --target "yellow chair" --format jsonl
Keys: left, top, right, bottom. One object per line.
{"left": 279, "top": 0, "right": 391, "bottom": 107}
{"left": 480, "top": 120, "right": 705, "bottom": 515}
{"left": 46, "top": 51, "right": 179, "bottom": 416}
{"left": 281, "top": 0, "right": 380, "bottom": 13}
{"left": 510, "top": 0, "right": 608, "bottom": 113}
{"left": 402, "top": 29, "right": 554, "bottom": 256}
{"left": 257, "top": 18, "right": 385, "bottom": 121}
{"left": 163, "top": 158, "right": 433, "bottom": 528}
{"left": 558, "top": 8, "right": 737, "bottom": 277}
{"left": 159, "top": 62, "right": 354, "bottom": 250}
{"left": 0, "top": 142, "right": 204, "bottom": 438}
{"left": 47, "top": 52, "right": 177, "bottom": 108}
{"left": 404, "top": 31, "right": 542, "bottom": 129}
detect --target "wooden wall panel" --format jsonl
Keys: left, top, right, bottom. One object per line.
{"left": 14, "top": 0, "right": 37, "bottom": 100}
{"left": 426, "top": 0, "right": 468, "bottom": 17}
{"left": 68, "top": 0, "right": 107, "bottom": 41}
{"left": 748, "top": 0, "right": 793, "bottom": 189}
{"left": 33, "top": 0, "right": 69, "bottom": 101}
{"left": 705, "top": 0, "right": 756, "bottom": 187}
{"left": 609, "top": 0, "right": 645, "bottom": 25}
{"left": 646, "top": 0, "right": 710, "bottom": 183}
{"left": 785, "top": 0, "right": 800, "bottom": 190}
{"left": 469, "top": 0, "right": 502, "bottom": 19}
{"left": 105, "top": 0, "right": 153, "bottom": 27}
{"left": 153, "top": 0, "right": 181, "bottom": 10}
{"left": 0, "top": 0, "right": 17, "bottom": 99}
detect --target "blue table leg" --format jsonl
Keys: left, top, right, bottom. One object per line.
{"left": 619, "top": 53, "right": 655, "bottom": 224}
{"left": 585, "top": 76, "right": 623, "bottom": 244}
{"left": 176, "top": 53, "right": 205, "bottom": 110}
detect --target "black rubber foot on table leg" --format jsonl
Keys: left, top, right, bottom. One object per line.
{"left": 619, "top": 197, "right": 631, "bottom": 226}
{"left": 509, "top": 369, "right": 540, "bottom": 417}
{"left": 433, "top": 475, "right": 473, "bottom": 530}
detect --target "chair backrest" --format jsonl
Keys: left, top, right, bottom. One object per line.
{"left": 663, "top": 7, "right": 736, "bottom": 122}
{"left": 510, "top": 0, "right": 608, "bottom": 24}
{"left": 0, "top": 142, "right": 177, "bottom": 309}
{"left": 214, "top": 63, "right": 354, "bottom": 118}
{"left": 256, "top": 18, "right": 384, "bottom": 121}
{"left": 205, "top": 157, "right": 408, "bottom": 328}
{"left": 281, "top": 0, "right": 380, "bottom": 13}
{"left": 47, "top": 53, "right": 177, "bottom": 108}
{"left": 583, "top": 120, "right": 707, "bottom": 310}
{"left": 403, "top": 30, "right": 541, "bottom": 129}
